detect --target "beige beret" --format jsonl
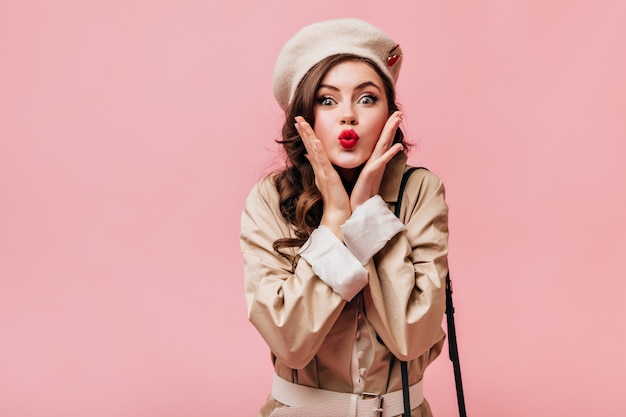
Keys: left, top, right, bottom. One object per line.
{"left": 272, "top": 18, "right": 403, "bottom": 111}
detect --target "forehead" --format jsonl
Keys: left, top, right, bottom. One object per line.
{"left": 319, "top": 60, "right": 385, "bottom": 87}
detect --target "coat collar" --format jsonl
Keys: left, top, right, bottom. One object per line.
{"left": 379, "top": 152, "right": 408, "bottom": 203}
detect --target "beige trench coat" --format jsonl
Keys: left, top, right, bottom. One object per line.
{"left": 240, "top": 153, "right": 449, "bottom": 417}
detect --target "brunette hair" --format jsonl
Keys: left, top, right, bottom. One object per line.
{"left": 272, "top": 54, "right": 407, "bottom": 265}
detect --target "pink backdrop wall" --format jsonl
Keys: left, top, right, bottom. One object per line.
{"left": 1, "top": 1, "right": 625, "bottom": 416}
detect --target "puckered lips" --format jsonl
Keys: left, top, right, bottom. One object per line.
{"left": 338, "top": 129, "right": 359, "bottom": 149}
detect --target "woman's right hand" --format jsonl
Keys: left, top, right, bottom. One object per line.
{"left": 295, "top": 116, "right": 351, "bottom": 239}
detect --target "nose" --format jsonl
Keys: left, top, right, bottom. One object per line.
{"left": 340, "top": 104, "right": 357, "bottom": 125}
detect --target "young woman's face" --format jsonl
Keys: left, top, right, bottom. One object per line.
{"left": 312, "top": 60, "right": 389, "bottom": 180}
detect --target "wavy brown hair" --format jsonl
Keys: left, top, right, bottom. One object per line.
{"left": 272, "top": 54, "right": 407, "bottom": 265}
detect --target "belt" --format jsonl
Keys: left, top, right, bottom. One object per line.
{"left": 270, "top": 373, "right": 424, "bottom": 417}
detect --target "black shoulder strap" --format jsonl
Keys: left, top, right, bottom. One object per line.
{"left": 394, "top": 167, "right": 422, "bottom": 218}
{"left": 396, "top": 167, "right": 467, "bottom": 417}
{"left": 446, "top": 272, "right": 467, "bottom": 417}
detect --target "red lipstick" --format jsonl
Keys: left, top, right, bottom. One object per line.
{"left": 338, "top": 130, "right": 359, "bottom": 149}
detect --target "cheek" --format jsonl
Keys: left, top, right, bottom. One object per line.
{"left": 312, "top": 113, "right": 331, "bottom": 137}
{"left": 371, "top": 113, "right": 388, "bottom": 136}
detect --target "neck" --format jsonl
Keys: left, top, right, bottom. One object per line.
{"left": 336, "top": 165, "right": 364, "bottom": 193}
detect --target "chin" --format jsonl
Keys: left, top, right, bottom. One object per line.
{"left": 333, "top": 162, "right": 366, "bottom": 172}
{"left": 332, "top": 159, "right": 368, "bottom": 182}
{"left": 331, "top": 155, "right": 368, "bottom": 170}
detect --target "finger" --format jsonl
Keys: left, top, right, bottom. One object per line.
{"left": 362, "top": 143, "right": 403, "bottom": 177}
{"left": 296, "top": 122, "right": 340, "bottom": 191}
{"left": 294, "top": 117, "right": 318, "bottom": 144}
{"left": 377, "top": 143, "right": 404, "bottom": 166}
{"left": 379, "top": 111, "right": 403, "bottom": 148}
{"left": 303, "top": 153, "right": 322, "bottom": 189}
{"left": 294, "top": 117, "right": 317, "bottom": 155}
{"left": 372, "top": 111, "right": 403, "bottom": 158}
{"left": 295, "top": 117, "right": 336, "bottom": 169}
{"left": 294, "top": 118, "right": 332, "bottom": 174}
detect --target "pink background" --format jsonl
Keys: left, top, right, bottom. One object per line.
{"left": 1, "top": 1, "right": 625, "bottom": 416}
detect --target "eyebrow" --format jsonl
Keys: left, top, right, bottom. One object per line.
{"left": 318, "top": 81, "right": 383, "bottom": 93}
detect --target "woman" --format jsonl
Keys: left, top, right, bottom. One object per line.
{"left": 240, "top": 18, "right": 449, "bottom": 417}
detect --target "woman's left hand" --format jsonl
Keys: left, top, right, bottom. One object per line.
{"left": 350, "top": 111, "right": 404, "bottom": 210}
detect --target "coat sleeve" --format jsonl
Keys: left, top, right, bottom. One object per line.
{"left": 240, "top": 178, "right": 346, "bottom": 369}
{"left": 363, "top": 170, "right": 449, "bottom": 361}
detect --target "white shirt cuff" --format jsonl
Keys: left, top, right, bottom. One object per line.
{"left": 341, "top": 195, "right": 406, "bottom": 265}
{"left": 298, "top": 226, "right": 368, "bottom": 301}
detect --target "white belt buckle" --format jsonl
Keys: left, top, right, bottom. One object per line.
{"left": 360, "top": 392, "right": 384, "bottom": 416}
